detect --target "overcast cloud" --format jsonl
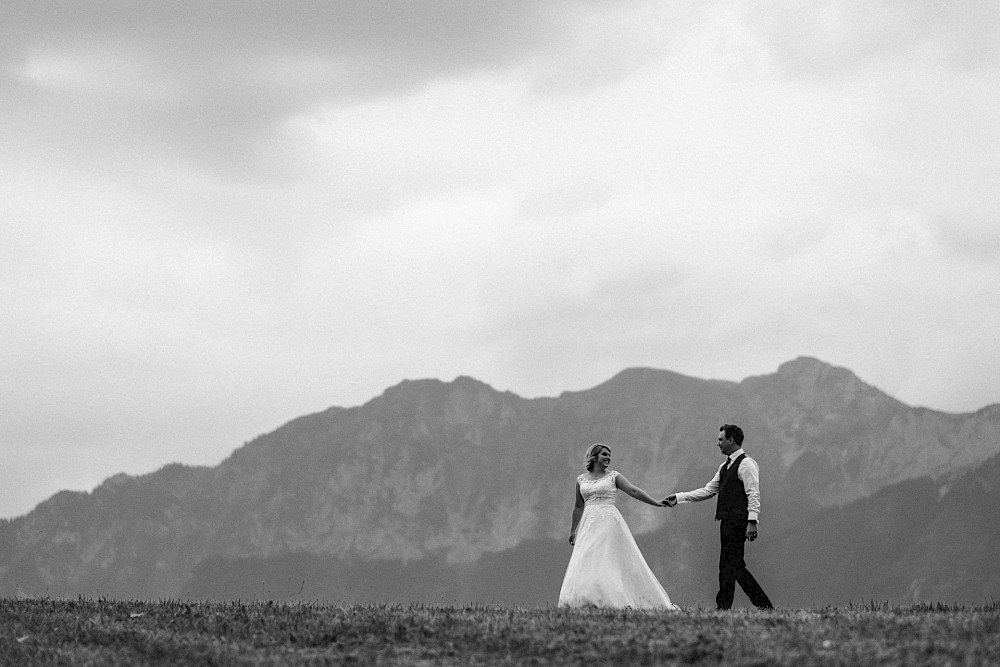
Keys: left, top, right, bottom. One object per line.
{"left": 2, "top": 0, "right": 999, "bottom": 519}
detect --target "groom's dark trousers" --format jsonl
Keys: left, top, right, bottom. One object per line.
{"left": 715, "top": 454, "right": 773, "bottom": 610}
{"left": 717, "top": 517, "right": 772, "bottom": 609}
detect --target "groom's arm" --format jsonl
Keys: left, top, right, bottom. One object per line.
{"left": 739, "top": 458, "right": 762, "bottom": 541}
{"left": 675, "top": 469, "right": 722, "bottom": 505}
{"left": 740, "top": 458, "right": 761, "bottom": 522}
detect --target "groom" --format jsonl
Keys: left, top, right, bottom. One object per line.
{"left": 664, "top": 424, "right": 774, "bottom": 610}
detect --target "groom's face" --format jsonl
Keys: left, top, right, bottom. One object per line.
{"left": 718, "top": 432, "right": 738, "bottom": 456}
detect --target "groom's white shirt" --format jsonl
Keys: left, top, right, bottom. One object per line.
{"left": 675, "top": 448, "right": 761, "bottom": 522}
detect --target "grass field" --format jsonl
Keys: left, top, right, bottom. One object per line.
{"left": 2, "top": 598, "right": 998, "bottom": 665}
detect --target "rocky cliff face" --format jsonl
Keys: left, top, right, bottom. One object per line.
{"left": 2, "top": 357, "right": 998, "bottom": 599}
{"left": 742, "top": 358, "right": 1000, "bottom": 506}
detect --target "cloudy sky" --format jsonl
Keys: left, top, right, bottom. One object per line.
{"left": 2, "top": 1, "right": 999, "bottom": 519}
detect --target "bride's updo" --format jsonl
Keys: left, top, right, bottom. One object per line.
{"left": 584, "top": 443, "right": 611, "bottom": 472}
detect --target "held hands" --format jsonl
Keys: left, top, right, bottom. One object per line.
{"left": 661, "top": 494, "right": 678, "bottom": 507}
{"left": 746, "top": 522, "right": 758, "bottom": 542}
{"left": 568, "top": 534, "right": 575, "bottom": 546}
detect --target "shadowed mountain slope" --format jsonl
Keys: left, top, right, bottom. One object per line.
{"left": 753, "top": 447, "right": 1000, "bottom": 606}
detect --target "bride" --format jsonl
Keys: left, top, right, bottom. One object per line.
{"left": 558, "top": 443, "right": 678, "bottom": 609}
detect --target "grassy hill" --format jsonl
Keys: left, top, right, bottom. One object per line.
{"left": 2, "top": 598, "right": 998, "bottom": 665}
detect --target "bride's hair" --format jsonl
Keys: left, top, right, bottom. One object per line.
{"left": 584, "top": 443, "right": 611, "bottom": 472}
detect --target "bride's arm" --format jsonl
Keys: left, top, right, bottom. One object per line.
{"left": 615, "top": 473, "right": 664, "bottom": 507}
{"left": 568, "top": 482, "right": 585, "bottom": 545}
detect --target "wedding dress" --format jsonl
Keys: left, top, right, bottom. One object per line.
{"left": 558, "top": 470, "right": 678, "bottom": 609}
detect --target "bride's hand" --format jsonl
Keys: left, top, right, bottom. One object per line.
{"left": 568, "top": 534, "right": 575, "bottom": 546}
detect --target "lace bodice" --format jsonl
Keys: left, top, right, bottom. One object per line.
{"left": 578, "top": 471, "right": 619, "bottom": 505}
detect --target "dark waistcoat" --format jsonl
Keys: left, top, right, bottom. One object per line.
{"left": 715, "top": 453, "right": 748, "bottom": 521}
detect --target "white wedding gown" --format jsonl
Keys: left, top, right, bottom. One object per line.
{"left": 558, "top": 470, "right": 678, "bottom": 609}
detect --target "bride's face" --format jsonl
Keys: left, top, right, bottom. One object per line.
{"left": 594, "top": 447, "right": 611, "bottom": 469}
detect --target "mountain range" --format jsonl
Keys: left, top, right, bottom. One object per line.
{"left": 2, "top": 357, "right": 998, "bottom": 607}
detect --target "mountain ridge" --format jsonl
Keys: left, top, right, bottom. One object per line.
{"left": 2, "top": 357, "right": 998, "bottom": 602}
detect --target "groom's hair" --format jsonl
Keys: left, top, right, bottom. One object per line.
{"left": 720, "top": 424, "right": 744, "bottom": 446}
{"left": 585, "top": 443, "right": 611, "bottom": 471}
